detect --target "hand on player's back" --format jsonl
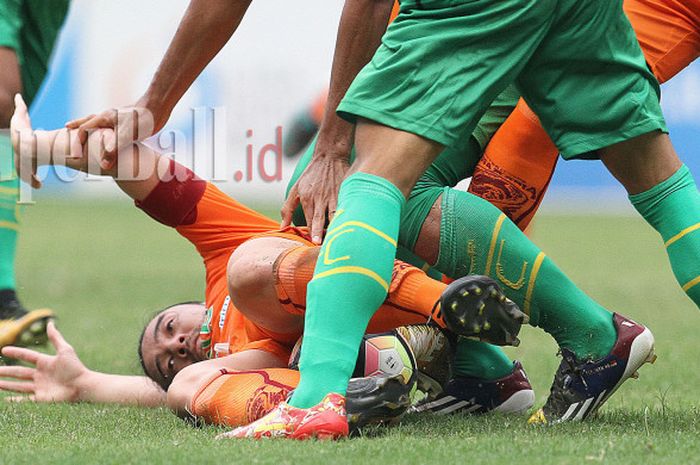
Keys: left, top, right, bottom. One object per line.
{"left": 0, "top": 321, "right": 88, "bottom": 403}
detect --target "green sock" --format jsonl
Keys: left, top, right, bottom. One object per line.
{"left": 0, "top": 133, "right": 19, "bottom": 292}
{"left": 630, "top": 165, "right": 700, "bottom": 305}
{"left": 452, "top": 337, "right": 514, "bottom": 379}
{"left": 289, "top": 173, "right": 404, "bottom": 408}
{"left": 436, "top": 187, "right": 615, "bottom": 360}
{"left": 402, "top": 183, "right": 514, "bottom": 380}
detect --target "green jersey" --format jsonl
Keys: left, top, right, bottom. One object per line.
{"left": 0, "top": 0, "right": 70, "bottom": 104}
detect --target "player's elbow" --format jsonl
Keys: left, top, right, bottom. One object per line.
{"left": 166, "top": 363, "right": 202, "bottom": 418}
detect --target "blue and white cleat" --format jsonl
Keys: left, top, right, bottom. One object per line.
{"left": 528, "top": 313, "right": 656, "bottom": 425}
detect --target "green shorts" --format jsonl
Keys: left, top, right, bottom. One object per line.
{"left": 338, "top": 0, "right": 667, "bottom": 159}
{"left": 0, "top": 0, "right": 70, "bottom": 104}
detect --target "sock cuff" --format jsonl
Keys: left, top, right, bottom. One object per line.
{"left": 340, "top": 172, "right": 405, "bottom": 206}
{"left": 629, "top": 164, "right": 693, "bottom": 208}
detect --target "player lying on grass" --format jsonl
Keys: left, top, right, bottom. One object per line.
{"left": 8, "top": 95, "right": 657, "bottom": 432}
{"left": 60, "top": 0, "right": 692, "bottom": 438}
{"left": 1, "top": 316, "right": 460, "bottom": 430}
{"left": 2, "top": 95, "right": 534, "bottom": 429}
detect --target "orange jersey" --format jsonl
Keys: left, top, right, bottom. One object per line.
{"left": 625, "top": 0, "right": 700, "bottom": 84}
{"left": 137, "top": 160, "right": 308, "bottom": 364}
{"left": 137, "top": 161, "right": 446, "bottom": 366}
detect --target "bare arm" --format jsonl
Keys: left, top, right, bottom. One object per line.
{"left": 0, "top": 48, "right": 23, "bottom": 126}
{"left": 281, "top": 0, "right": 395, "bottom": 242}
{"left": 11, "top": 94, "right": 165, "bottom": 200}
{"left": 67, "top": 0, "right": 252, "bottom": 141}
{"left": 0, "top": 322, "right": 166, "bottom": 407}
{"left": 166, "top": 349, "right": 286, "bottom": 418}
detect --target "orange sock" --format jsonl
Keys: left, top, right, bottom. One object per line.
{"left": 190, "top": 368, "right": 300, "bottom": 427}
{"left": 273, "top": 245, "right": 319, "bottom": 316}
{"left": 273, "top": 245, "right": 447, "bottom": 331}
{"left": 468, "top": 98, "right": 559, "bottom": 231}
{"left": 383, "top": 261, "right": 447, "bottom": 329}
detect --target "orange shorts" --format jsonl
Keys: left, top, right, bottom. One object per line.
{"left": 625, "top": 0, "right": 700, "bottom": 84}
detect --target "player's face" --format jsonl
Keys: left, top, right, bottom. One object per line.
{"left": 141, "top": 303, "right": 209, "bottom": 389}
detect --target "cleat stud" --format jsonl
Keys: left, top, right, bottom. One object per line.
{"left": 451, "top": 301, "right": 458, "bottom": 311}
{"left": 472, "top": 324, "right": 481, "bottom": 334}
{"left": 474, "top": 288, "right": 482, "bottom": 296}
{"left": 647, "top": 353, "right": 658, "bottom": 364}
{"left": 483, "top": 321, "right": 491, "bottom": 331}
{"left": 631, "top": 371, "right": 639, "bottom": 379}
{"left": 478, "top": 303, "right": 485, "bottom": 315}
{"left": 490, "top": 289, "right": 499, "bottom": 298}
{"left": 460, "top": 289, "right": 469, "bottom": 297}
{"left": 19, "top": 332, "right": 33, "bottom": 345}
{"left": 29, "top": 321, "right": 46, "bottom": 334}
{"left": 499, "top": 295, "right": 506, "bottom": 303}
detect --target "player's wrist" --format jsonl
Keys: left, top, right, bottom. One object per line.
{"left": 72, "top": 367, "right": 99, "bottom": 402}
{"left": 135, "top": 93, "right": 169, "bottom": 135}
{"left": 315, "top": 119, "right": 354, "bottom": 161}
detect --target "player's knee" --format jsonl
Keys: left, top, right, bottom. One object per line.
{"left": 227, "top": 242, "right": 271, "bottom": 312}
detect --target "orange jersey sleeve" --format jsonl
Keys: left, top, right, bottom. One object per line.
{"left": 624, "top": 0, "right": 700, "bottom": 84}
{"left": 135, "top": 160, "right": 300, "bottom": 361}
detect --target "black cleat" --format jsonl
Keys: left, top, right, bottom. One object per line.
{"left": 411, "top": 361, "right": 535, "bottom": 415}
{"left": 439, "top": 275, "right": 527, "bottom": 346}
{"left": 346, "top": 372, "right": 417, "bottom": 432}
{"left": 528, "top": 313, "right": 656, "bottom": 425}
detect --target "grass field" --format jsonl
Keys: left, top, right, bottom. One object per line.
{"left": 2, "top": 198, "right": 699, "bottom": 465}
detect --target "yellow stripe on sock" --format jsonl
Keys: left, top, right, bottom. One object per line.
{"left": 313, "top": 266, "right": 389, "bottom": 292}
{"left": 421, "top": 262, "right": 431, "bottom": 272}
{"left": 0, "top": 221, "right": 19, "bottom": 231}
{"left": 326, "top": 221, "right": 397, "bottom": 247}
{"left": 484, "top": 214, "right": 506, "bottom": 275}
{"left": 0, "top": 186, "right": 18, "bottom": 197}
{"left": 523, "top": 252, "right": 546, "bottom": 316}
{"left": 682, "top": 275, "right": 700, "bottom": 292}
{"left": 323, "top": 229, "right": 353, "bottom": 265}
{"left": 665, "top": 222, "right": 700, "bottom": 248}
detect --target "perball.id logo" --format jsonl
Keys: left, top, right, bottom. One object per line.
{"left": 6, "top": 106, "right": 287, "bottom": 203}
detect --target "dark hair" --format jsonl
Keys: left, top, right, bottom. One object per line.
{"left": 138, "top": 301, "right": 204, "bottom": 391}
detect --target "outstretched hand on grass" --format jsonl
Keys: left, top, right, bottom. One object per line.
{"left": 0, "top": 321, "right": 87, "bottom": 403}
